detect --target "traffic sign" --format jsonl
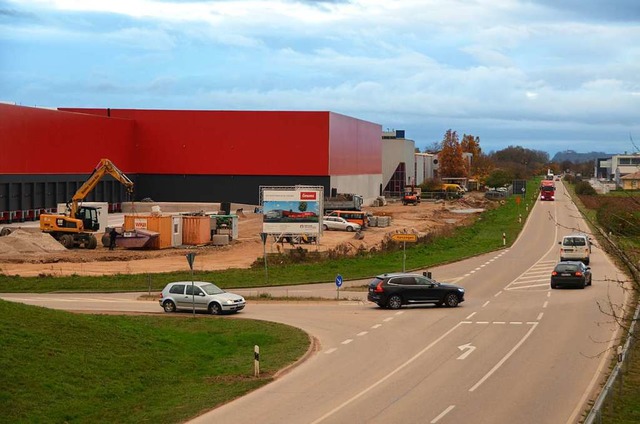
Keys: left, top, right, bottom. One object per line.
{"left": 185, "top": 252, "right": 196, "bottom": 270}
{"left": 335, "top": 274, "right": 343, "bottom": 288}
{"left": 391, "top": 233, "right": 418, "bottom": 242}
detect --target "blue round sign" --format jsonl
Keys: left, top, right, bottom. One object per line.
{"left": 335, "top": 274, "right": 343, "bottom": 288}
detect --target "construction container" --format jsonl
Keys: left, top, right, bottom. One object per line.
{"left": 182, "top": 215, "right": 211, "bottom": 245}
{"left": 124, "top": 214, "right": 174, "bottom": 249}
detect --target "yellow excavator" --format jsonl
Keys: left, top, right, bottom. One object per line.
{"left": 39, "top": 159, "right": 134, "bottom": 249}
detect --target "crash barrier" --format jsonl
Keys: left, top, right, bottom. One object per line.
{"left": 584, "top": 304, "right": 639, "bottom": 423}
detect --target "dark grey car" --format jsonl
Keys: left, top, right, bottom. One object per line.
{"left": 367, "top": 272, "right": 465, "bottom": 309}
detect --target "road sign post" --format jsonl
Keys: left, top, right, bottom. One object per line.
{"left": 391, "top": 234, "right": 417, "bottom": 272}
{"left": 186, "top": 252, "right": 196, "bottom": 316}
{"left": 260, "top": 233, "right": 268, "bottom": 284}
{"left": 335, "top": 274, "right": 343, "bottom": 300}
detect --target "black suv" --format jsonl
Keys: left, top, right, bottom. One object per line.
{"left": 367, "top": 272, "right": 465, "bottom": 309}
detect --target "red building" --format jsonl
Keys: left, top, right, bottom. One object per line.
{"left": 0, "top": 104, "right": 382, "bottom": 221}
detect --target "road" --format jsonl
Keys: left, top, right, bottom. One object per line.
{"left": 1, "top": 182, "right": 630, "bottom": 423}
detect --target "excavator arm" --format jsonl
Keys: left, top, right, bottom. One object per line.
{"left": 70, "top": 159, "right": 134, "bottom": 216}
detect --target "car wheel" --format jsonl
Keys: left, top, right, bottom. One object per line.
{"left": 323, "top": 224, "right": 328, "bottom": 230}
{"left": 580, "top": 280, "right": 586, "bottom": 289}
{"left": 163, "top": 300, "right": 176, "bottom": 313}
{"left": 209, "top": 302, "right": 222, "bottom": 315}
{"left": 550, "top": 282, "right": 557, "bottom": 289}
{"left": 584, "top": 258, "right": 590, "bottom": 265}
{"left": 387, "top": 295, "right": 402, "bottom": 310}
{"left": 444, "top": 293, "right": 459, "bottom": 307}
{"left": 346, "top": 226, "right": 354, "bottom": 232}
{"left": 588, "top": 276, "right": 592, "bottom": 286}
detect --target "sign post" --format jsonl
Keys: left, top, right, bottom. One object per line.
{"left": 391, "top": 234, "right": 418, "bottom": 272}
{"left": 186, "top": 252, "right": 196, "bottom": 317}
{"left": 260, "top": 232, "right": 268, "bottom": 284}
{"left": 335, "top": 274, "right": 343, "bottom": 300}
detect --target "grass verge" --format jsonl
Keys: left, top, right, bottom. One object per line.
{"left": 0, "top": 299, "right": 309, "bottom": 424}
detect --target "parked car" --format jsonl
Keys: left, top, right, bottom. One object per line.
{"left": 550, "top": 261, "right": 592, "bottom": 289}
{"left": 322, "top": 216, "right": 361, "bottom": 232}
{"left": 367, "top": 272, "right": 465, "bottom": 309}
{"left": 159, "top": 281, "right": 246, "bottom": 314}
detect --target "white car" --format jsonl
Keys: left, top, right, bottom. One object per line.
{"left": 159, "top": 281, "right": 246, "bottom": 315}
{"left": 322, "top": 216, "right": 361, "bottom": 232}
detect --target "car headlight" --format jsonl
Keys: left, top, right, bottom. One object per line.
{"left": 457, "top": 288, "right": 465, "bottom": 292}
{"left": 225, "top": 299, "right": 234, "bottom": 305}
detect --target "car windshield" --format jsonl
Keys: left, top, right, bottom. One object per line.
{"left": 201, "top": 283, "right": 225, "bottom": 295}
{"left": 555, "top": 264, "right": 579, "bottom": 272}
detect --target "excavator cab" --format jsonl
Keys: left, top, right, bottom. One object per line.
{"left": 75, "top": 206, "right": 100, "bottom": 232}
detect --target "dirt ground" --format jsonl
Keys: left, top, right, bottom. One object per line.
{"left": 0, "top": 194, "right": 491, "bottom": 277}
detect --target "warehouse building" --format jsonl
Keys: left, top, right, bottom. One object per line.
{"left": 0, "top": 104, "right": 384, "bottom": 222}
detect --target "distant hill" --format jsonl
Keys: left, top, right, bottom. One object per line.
{"left": 552, "top": 150, "right": 616, "bottom": 164}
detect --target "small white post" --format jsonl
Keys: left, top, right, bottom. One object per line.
{"left": 254, "top": 345, "right": 260, "bottom": 377}
{"left": 502, "top": 232, "right": 506, "bottom": 246}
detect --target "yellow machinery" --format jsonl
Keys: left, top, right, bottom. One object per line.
{"left": 39, "top": 159, "right": 134, "bottom": 249}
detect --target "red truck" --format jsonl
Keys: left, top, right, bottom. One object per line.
{"left": 540, "top": 180, "right": 555, "bottom": 201}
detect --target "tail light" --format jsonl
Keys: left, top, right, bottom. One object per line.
{"left": 575, "top": 271, "right": 583, "bottom": 276}
{"left": 551, "top": 271, "right": 558, "bottom": 276}
{"left": 374, "top": 281, "right": 384, "bottom": 293}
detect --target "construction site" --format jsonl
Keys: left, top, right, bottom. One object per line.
{"left": 0, "top": 193, "right": 491, "bottom": 277}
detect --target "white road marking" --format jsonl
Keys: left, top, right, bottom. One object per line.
{"left": 310, "top": 322, "right": 465, "bottom": 424}
{"left": 493, "top": 322, "right": 506, "bottom": 325}
{"left": 537, "top": 312, "right": 544, "bottom": 320}
{"left": 482, "top": 301, "right": 490, "bottom": 308}
{"left": 356, "top": 331, "right": 368, "bottom": 337}
{"left": 469, "top": 322, "right": 539, "bottom": 392}
{"left": 324, "top": 348, "right": 337, "bottom": 354}
{"left": 371, "top": 324, "right": 382, "bottom": 329}
{"left": 464, "top": 273, "right": 471, "bottom": 277}
{"left": 477, "top": 321, "right": 490, "bottom": 325}
{"left": 341, "top": 339, "right": 353, "bottom": 345}
{"left": 510, "top": 322, "right": 523, "bottom": 325}
{"left": 431, "top": 405, "right": 455, "bottom": 423}
{"left": 494, "top": 291, "right": 502, "bottom": 297}
{"left": 469, "top": 270, "right": 476, "bottom": 274}
{"left": 547, "top": 292, "right": 551, "bottom": 298}
{"left": 457, "top": 343, "right": 476, "bottom": 360}
{"left": 543, "top": 301, "right": 549, "bottom": 308}
{"left": 465, "top": 312, "right": 477, "bottom": 320}
{"left": 507, "top": 283, "right": 550, "bottom": 290}
{"left": 480, "top": 264, "right": 486, "bottom": 267}
{"left": 383, "top": 317, "right": 394, "bottom": 322}
{"left": 395, "top": 311, "right": 404, "bottom": 315}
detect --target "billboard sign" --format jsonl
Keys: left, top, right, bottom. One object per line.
{"left": 261, "top": 187, "right": 323, "bottom": 235}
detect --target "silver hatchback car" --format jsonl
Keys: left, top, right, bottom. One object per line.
{"left": 159, "top": 281, "right": 246, "bottom": 315}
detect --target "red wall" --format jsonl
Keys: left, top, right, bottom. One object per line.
{"left": 328, "top": 113, "right": 382, "bottom": 175}
{"left": 6, "top": 106, "right": 382, "bottom": 177}
{"left": 0, "top": 104, "right": 135, "bottom": 174}
{"left": 62, "top": 109, "right": 333, "bottom": 176}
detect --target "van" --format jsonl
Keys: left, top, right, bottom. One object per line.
{"left": 559, "top": 233, "right": 592, "bottom": 264}
{"left": 326, "top": 210, "right": 368, "bottom": 228}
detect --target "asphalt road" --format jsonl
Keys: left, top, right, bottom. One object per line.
{"left": 1, "top": 183, "right": 630, "bottom": 424}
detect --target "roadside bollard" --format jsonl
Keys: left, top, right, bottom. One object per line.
{"left": 254, "top": 345, "right": 260, "bottom": 377}
{"left": 502, "top": 233, "right": 506, "bottom": 246}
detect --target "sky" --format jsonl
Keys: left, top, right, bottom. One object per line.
{"left": 1, "top": 0, "right": 640, "bottom": 157}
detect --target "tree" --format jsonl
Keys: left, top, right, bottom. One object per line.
{"left": 461, "top": 134, "right": 481, "bottom": 157}
{"left": 423, "top": 141, "right": 442, "bottom": 153}
{"left": 485, "top": 169, "right": 514, "bottom": 188}
{"left": 438, "top": 129, "right": 467, "bottom": 177}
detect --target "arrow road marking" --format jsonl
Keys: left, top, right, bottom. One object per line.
{"left": 457, "top": 343, "right": 476, "bottom": 360}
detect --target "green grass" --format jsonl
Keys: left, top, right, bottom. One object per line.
{"left": 601, "top": 337, "right": 640, "bottom": 423}
{"left": 0, "top": 179, "right": 539, "bottom": 293}
{"left": 0, "top": 299, "right": 309, "bottom": 424}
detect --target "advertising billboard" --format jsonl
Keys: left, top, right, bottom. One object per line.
{"left": 261, "top": 187, "right": 323, "bottom": 235}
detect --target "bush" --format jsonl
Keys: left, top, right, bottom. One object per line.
{"left": 596, "top": 202, "right": 640, "bottom": 236}
{"left": 574, "top": 181, "right": 596, "bottom": 195}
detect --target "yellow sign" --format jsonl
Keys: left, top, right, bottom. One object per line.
{"left": 391, "top": 233, "right": 418, "bottom": 242}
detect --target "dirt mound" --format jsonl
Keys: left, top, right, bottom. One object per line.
{"left": 0, "top": 229, "right": 67, "bottom": 256}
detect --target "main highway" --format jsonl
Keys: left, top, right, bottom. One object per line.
{"left": 1, "top": 182, "right": 631, "bottom": 423}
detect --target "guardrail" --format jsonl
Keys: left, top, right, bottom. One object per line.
{"left": 584, "top": 305, "right": 639, "bottom": 423}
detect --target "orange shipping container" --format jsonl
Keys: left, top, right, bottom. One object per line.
{"left": 123, "top": 214, "right": 173, "bottom": 249}
{"left": 182, "top": 216, "right": 211, "bottom": 245}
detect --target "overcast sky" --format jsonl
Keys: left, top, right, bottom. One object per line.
{"left": 1, "top": 0, "right": 639, "bottom": 157}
